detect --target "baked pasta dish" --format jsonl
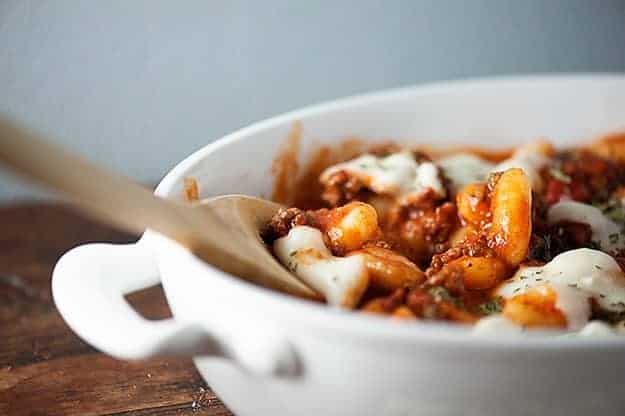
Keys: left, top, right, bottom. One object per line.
{"left": 260, "top": 132, "right": 625, "bottom": 336}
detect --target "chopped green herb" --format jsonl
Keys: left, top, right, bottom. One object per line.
{"left": 595, "top": 264, "right": 603, "bottom": 270}
{"left": 428, "top": 286, "right": 452, "bottom": 302}
{"left": 593, "top": 197, "right": 625, "bottom": 225}
{"left": 609, "top": 233, "right": 620, "bottom": 244}
{"left": 426, "top": 286, "right": 464, "bottom": 308}
{"left": 608, "top": 208, "right": 625, "bottom": 224}
{"left": 549, "top": 168, "right": 572, "bottom": 184}
{"left": 477, "top": 297, "right": 504, "bottom": 315}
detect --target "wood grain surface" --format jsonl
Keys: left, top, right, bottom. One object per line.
{"left": 0, "top": 203, "right": 233, "bottom": 416}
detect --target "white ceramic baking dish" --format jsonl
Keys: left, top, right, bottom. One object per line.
{"left": 53, "top": 74, "right": 625, "bottom": 416}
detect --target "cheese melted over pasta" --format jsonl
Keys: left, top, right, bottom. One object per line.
{"left": 263, "top": 134, "right": 625, "bottom": 336}
{"left": 320, "top": 152, "right": 446, "bottom": 202}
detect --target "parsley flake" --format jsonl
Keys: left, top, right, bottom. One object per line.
{"left": 609, "top": 234, "right": 620, "bottom": 245}
{"left": 477, "top": 297, "right": 504, "bottom": 315}
{"left": 549, "top": 168, "right": 572, "bottom": 184}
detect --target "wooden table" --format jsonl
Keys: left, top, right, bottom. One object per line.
{"left": 0, "top": 203, "right": 233, "bottom": 415}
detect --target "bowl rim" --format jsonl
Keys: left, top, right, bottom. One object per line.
{"left": 153, "top": 73, "right": 625, "bottom": 349}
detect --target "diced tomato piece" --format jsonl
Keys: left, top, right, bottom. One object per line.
{"left": 545, "top": 179, "right": 565, "bottom": 204}
{"left": 569, "top": 181, "right": 590, "bottom": 202}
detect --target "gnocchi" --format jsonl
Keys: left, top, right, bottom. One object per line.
{"left": 262, "top": 134, "right": 625, "bottom": 336}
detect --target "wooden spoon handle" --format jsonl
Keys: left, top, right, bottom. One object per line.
{"left": 0, "top": 116, "right": 228, "bottom": 250}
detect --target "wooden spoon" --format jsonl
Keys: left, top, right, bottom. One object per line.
{"left": 0, "top": 117, "right": 319, "bottom": 299}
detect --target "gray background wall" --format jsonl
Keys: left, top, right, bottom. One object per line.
{"left": 1, "top": 0, "right": 624, "bottom": 201}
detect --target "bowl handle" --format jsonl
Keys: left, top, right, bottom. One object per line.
{"left": 52, "top": 242, "right": 299, "bottom": 377}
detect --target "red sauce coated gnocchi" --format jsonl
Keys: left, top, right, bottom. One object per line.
{"left": 263, "top": 133, "right": 625, "bottom": 334}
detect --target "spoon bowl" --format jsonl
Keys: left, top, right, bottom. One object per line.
{"left": 0, "top": 117, "right": 318, "bottom": 299}
{"left": 196, "top": 194, "right": 320, "bottom": 298}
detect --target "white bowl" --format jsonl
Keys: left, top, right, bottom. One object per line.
{"left": 53, "top": 74, "right": 625, "bottom": 416}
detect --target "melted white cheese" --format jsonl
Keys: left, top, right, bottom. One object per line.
{"left": 320, "top": 152, "right": 446, "bottom": 201}
{"left": 437, "top": 154, "right": 494, "bottom": 193}
{"left": 472, "top": 315, "right": 524, "bottom": 335}
{"left": 491, "top": 150, "right": 549, "bottom": 191}
{"left": 578, "top": 321, "right": 616, "bottom": 337}
{"left": 550, "top": 283, "right": 591, "bottom": 330}
{"left": 496, "top": 249, "right": 625, "bottom": 330}
{"left": 273, "top": 226, "right": 368, "bottom": 308}
{"left": 438, "top": 148, "right": 548, "bottom": 192}
{"left": 548, "top": 201, "right": 625, "bottom": 252}
{"left": 473, "top": 316, "right": 625, "bottom": 337}
{"left": 322, "top": 147, "right": 549, "bottom": 201}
